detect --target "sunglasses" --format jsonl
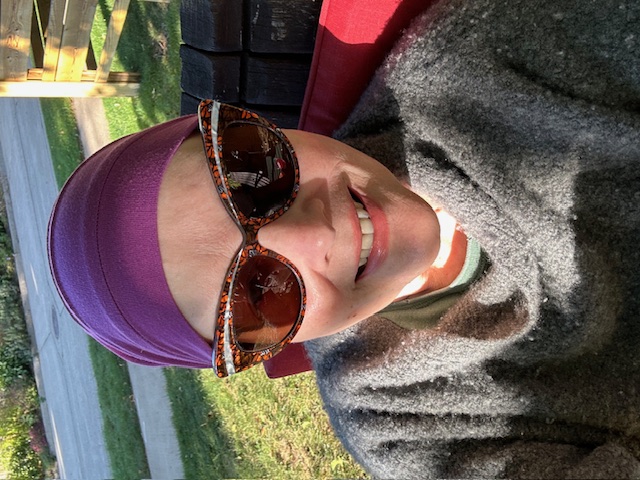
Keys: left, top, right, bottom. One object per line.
{"left": 197, "top": 100, "right": 307, "bottom": 377}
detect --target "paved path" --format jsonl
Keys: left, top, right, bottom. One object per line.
{"left": 0, "top": 98, "right": 112, "bottom": 479}
{"left": 0, "top": 97, "right": 184, "bottom": 479}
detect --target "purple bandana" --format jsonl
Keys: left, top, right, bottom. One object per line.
{"left": 48, "top": 115, "right": 214, "bottom": 368}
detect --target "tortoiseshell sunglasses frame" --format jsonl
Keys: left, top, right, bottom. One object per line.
{"left": 198, "top": 99, "right": 307, "bottom": 377}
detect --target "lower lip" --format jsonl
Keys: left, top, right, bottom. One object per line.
{"left": 356, "top": 196, "right": 388, "bottom": 281}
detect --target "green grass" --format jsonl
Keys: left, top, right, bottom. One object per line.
{"left": 39, "top": 98, "right": 84, "bottom": 187}
{"left": 87, "top": 343, "right": 151, "bottom": 479}
{"left": 166, "top": 367, "right": 366, "bottom": 479}
{"left": 92, "top": 0, "right": 183, "bottom": 139}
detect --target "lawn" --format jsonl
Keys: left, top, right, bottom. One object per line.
{"left": 93, "top": 0, "right": 183, "bottom": 139}
{"left": 166, "top": 367, "right": 366, "bottom": 479}
{"left": 40, "top": 0, "right": 367, "bottom": 478}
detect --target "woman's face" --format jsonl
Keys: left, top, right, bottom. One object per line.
{"left": 157, "top": 129, "right": 440, "bottom": 343}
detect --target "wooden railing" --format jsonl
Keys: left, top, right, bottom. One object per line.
{"left": 0, "top": 0, "right": 139, "bottom": 97}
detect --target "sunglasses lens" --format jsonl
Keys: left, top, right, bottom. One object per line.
{"left": 232, "top": 255, "right": 302, "bottom": 351}
{"left": 221, "top": 123, "right": 296, "bottom": 218}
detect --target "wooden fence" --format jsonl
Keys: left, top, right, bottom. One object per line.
{"left": 0, "top": 0, "right": 139, "bottom": 97}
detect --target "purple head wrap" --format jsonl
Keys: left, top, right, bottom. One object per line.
{"left": 48, "top": 115, "right": 213, "bottom": 368}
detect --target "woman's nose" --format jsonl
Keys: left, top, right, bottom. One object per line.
{"left": 257, "top": 197, "right": 336, "bottom": 272}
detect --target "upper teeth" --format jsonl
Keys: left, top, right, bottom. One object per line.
{"left": 354, "top": 201, "right": 374, "bottom": 267}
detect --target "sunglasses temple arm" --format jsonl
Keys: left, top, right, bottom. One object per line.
{"left": 223, "top": 314, "right": 236, "bottom": 376}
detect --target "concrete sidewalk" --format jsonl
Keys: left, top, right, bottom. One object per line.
{"left": 0, "top": 97, "right": 183, "bottom": 479}
{"left": 0, "top": 97, "right": 111, "bottom": 479}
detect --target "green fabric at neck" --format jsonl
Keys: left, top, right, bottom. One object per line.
{"left": 379, "top": 238, "right": 487, "bottom": 330}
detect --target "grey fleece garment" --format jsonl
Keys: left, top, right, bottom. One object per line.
{"left": 306, "top": 0, "right": 640, "bottom": 478}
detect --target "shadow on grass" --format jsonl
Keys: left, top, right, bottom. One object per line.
{"left": 40, "top": 98, "right": 84, "bottom": 187}
{"left": 88, "top": 341, "right": 151, "bottom": 480}
{"left": 97, "top": 0, "right": 182, "bottom": 130}
{"left": 164, "top": 368, "right": 238, "bottom": 479}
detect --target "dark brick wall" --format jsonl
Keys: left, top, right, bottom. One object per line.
{"left": 180, "top": 0, "right": 322, "bottom": 128}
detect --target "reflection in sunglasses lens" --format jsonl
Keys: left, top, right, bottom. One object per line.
{"left": 232, "top": 255, "right": 302, "bottom": 351}
{"left": 222, "top": 124, "right": 295, "bottom": 218}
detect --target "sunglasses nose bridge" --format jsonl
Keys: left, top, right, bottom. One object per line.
{"left": 243, "top": 227, "right": 258, "bottom": 244}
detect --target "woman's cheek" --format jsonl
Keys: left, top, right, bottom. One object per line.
{"left": 295, "top": 277, "right": 338, "bottom": 340}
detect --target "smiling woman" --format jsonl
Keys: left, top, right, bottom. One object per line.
{"left": 47, "top": 98, "right": 444, "bottom": 377}
{"left": 46, "top": 0, "right": 640, "bottom": 477}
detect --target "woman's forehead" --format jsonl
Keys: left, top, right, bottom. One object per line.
{"left": 157, "top": 134, "right": 243, "bottom": 341}
{"left": 159, "top": 133, "right": 240, "bottom": 252}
